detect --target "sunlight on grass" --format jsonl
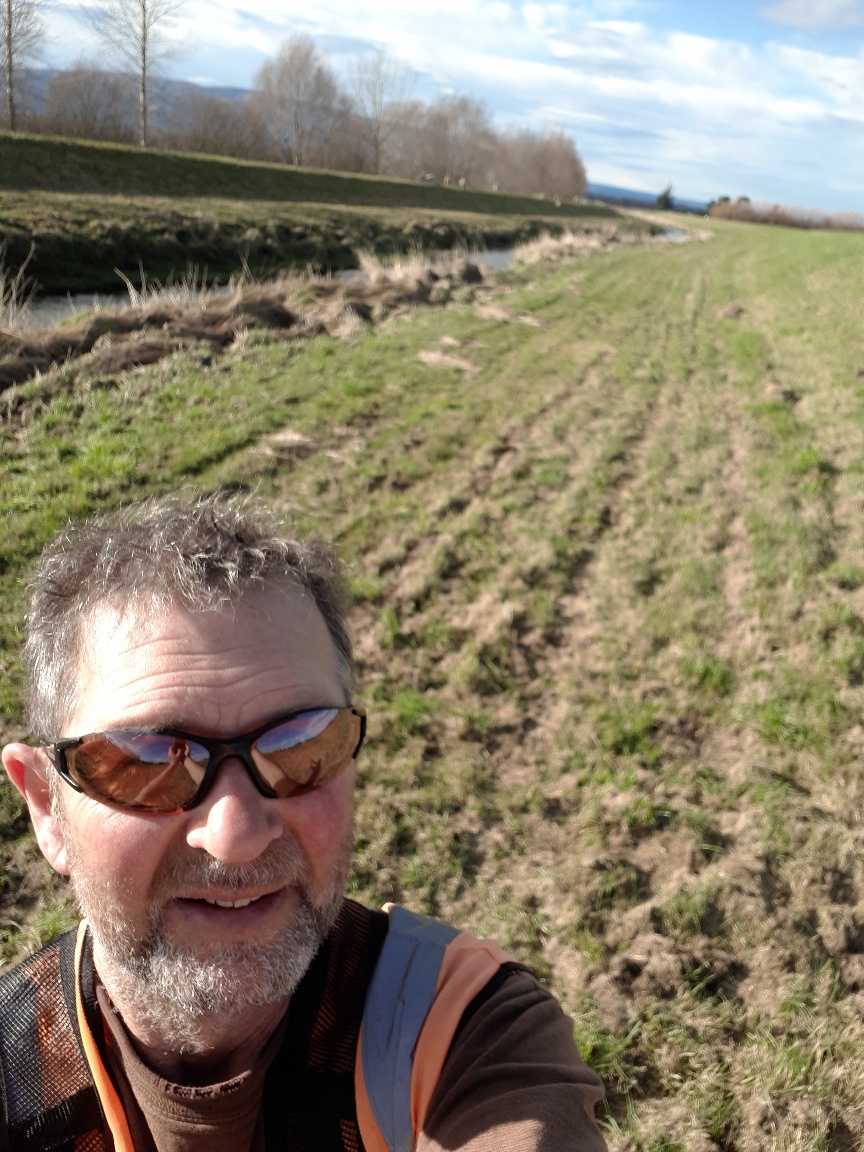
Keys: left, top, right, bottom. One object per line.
{"left": 5, "top": 218, "right": 864, "bottom": 1148}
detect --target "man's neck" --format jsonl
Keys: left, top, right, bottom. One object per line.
{"left": 93, "top": 947, "right": 291, "bottom": 1085}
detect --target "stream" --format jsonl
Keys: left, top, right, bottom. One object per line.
{"left": 17, "top": 233, "right": 685, "bottom": 332}
{"left": 18, "top": 249, "right": 519, "bottom": 332}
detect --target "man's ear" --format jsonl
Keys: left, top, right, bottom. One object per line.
{"left": 1, "top": 744, "right": 70, "bottom": 875}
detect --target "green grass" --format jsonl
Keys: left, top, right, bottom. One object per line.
{"left": 6, "top": 216, "right": 864, "bottom": 1148}
{"left": 0, "top": 131, "right": 614, "bottom": 215}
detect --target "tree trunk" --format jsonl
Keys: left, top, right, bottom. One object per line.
{"left": 4, "top": 0, "right": 16, "bottom": 131}
{"left": 139, "top": 0, "right": 147, "bottom": 146}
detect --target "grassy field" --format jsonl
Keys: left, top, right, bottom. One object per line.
{"left": 0, "top": 132, "right": 609, "bottom": 213}
{"left": 0, "top": 133, "right": 622, "bottom": 293}
{"left": 3, "top": 214, "right": 864, "bottom": 1149}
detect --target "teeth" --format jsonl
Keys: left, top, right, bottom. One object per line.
{"left": 202, "top": 897, "right": 258, "bottom": 909}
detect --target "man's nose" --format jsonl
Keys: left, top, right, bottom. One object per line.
{"left": 184, "top": 756, "right": 283, "bottom": 863}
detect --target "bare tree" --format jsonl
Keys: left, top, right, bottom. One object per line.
{"left": 497, "top": 128, "right": 586, "bottom": 199}
{"left": 82, "top": 0, "right": 187, "bottom": 147}
{"left": 43, "top": 64, "right": 137, "bottom": 142}
{"left": 380, "top": 98, "right": 428, "bottom": 179}
{"left": 2, "top": 0, "right": 46, "bottom": 130}
{"left": 166, "top": 87, "right": 273, "bottom": 160}
{"left": 422, "top": 94, "right": 495, "bottom": 186}
{"left": 350, "top": 48, "right": 412, "bottom": 174}
{"left": 311, "top": 95, "right": 360, "bottom": 171}
{"left": 254, "top": 35, "right": 342, "bottom": 167}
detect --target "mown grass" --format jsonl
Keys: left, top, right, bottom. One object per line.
{"left": 4, "top": 216, "right": 864, "bottom": 1148}
{"left": 0, "top": 131, "right": 613, "bottom": 214}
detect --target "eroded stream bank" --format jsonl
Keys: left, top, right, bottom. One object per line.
{"left": 2, "top": 224, "right": 664, "bottom": 395}
{"left": 20, "top": 248, "right": 520, "bottom": 332}
{"left": 0, "top": 193, "right": 633, "bottom": 296}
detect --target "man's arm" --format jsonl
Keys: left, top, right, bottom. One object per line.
{"left": 419, "top": 971, "right": 608, "bottom": 1152}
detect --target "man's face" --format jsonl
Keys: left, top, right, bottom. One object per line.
{"left": 41, "top": 585, "right": 355, "bottom": 1026}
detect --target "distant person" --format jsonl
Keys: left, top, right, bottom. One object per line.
{"left": 0, "top": 492, "right": 607, "bottom": 1151}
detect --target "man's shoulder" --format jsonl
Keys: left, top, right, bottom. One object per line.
{"left": 365, "top": 903, "right": 522, "bottom": 1020}
{"left": 0, "top": 925, "right": 110, "bottom": 1152}
{"left": 334, "top": 900, "right": 521, "bottom": 1008}
{"left": 0, "top": 925, "right": 83, "bottom": 1060}
{"left": 348, "top": 902, "right": 531, "bottom": 1152}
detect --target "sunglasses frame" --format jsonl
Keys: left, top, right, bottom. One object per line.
{"left": 48, "top": 705, "right": 367, "bottom": 813}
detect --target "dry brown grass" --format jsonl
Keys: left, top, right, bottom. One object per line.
{"left": 512, "top": 223, "right": 649, "bottom": 265}
{"left": 0, "top": 254, "right": 497, "bottom": 394}
{"left": 0, "top": 243, "right": 37, "bottom": 332}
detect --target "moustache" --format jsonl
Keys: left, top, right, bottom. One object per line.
{"left": 155, "top": 834, "right": 310, "bottom": 897}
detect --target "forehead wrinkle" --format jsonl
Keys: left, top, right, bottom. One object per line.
{"left": 67, "top": 588, "right": 343, "bottom": 737}
{"left": 84, "top": 594, "right": 316, "bottom": 680}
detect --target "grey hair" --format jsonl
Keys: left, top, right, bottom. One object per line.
{"left": 24, "top": 490, "right": 355, "bottom": 741}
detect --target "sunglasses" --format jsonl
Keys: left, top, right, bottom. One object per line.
{"left": 47, "top": 706, "right": 366, "bottom": 814}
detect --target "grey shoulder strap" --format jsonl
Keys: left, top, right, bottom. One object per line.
{"left": 360, "top": 906, "right": 460, "bottom": 1152}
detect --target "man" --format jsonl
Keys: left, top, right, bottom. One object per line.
{"left": 1, "top": 492, "right": 607, "bottom": 1152}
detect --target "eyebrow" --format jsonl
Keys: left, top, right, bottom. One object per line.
{"left": 87, "top": 704, "right": 340, "bottom": 737}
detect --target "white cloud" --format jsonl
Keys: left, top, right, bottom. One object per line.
{"left": 760, "top": 0, "right": 864, "bottom": 32}
{"left": 40, "top": 0, "right": 864, "bottom": 210}
{"left": 774, "top": 42, "right": 864, "bottom": 105}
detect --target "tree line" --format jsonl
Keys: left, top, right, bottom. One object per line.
{"left": 2, "top": 0, "right": 587, "bottom": 199}
{"left": 708, "top": 197, "right": 864, "bottom": 232}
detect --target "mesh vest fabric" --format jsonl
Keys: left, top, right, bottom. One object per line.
{"left": 0, "top": 928, "right": 106, "bottom": 1152}
{"left": 262, "top": 900, "right": 389, "bottom": 1151}
{"left": 0, "top": 902, "right": 390, "bottom": 1152}
{"left": 0, "top": 902, "right": 513, "bottom": 1152}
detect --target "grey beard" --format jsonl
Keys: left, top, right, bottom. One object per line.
{"left": 92, "top": 892, "right": 337, "bottom": 1052}
{"left": 64, "top": 828, "right": 347, "bottom": 1053}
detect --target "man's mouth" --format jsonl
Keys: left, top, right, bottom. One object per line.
{"left": 176, "top": 889, "right": 282, "bottom": 911}
{"left": 201, "top": 896, "right": 260, "bottom": 909}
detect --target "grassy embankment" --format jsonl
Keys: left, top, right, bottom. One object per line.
{"left": 4, "top": 215, "right": 864, "bottom": 1149}
{"left": 0, "top": 133, "right": 622, "bottom": 293}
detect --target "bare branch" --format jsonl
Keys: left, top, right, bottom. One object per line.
{"left": 254, "top": 35, "right": 344, "bottom": 167}
{"left": 248, "top": 37, "right": 586, "bottom": 197}
{"left": 43, "top": 63, "right": 137, "bottom": 142}
{"left": 350, "top": 49, "right": 413, "bottom": 174}
{"left": 2, "top": 0, "right": 47, "bottom": 129}
{"left": 166, "top": 87, "right": 272, "bottom": 159}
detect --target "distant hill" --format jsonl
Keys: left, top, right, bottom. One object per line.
{"left": 588, "top": 181, "right": 708, "bottom": 215}
{"left": 19, "top": 68, "right": 249, "bottom": 125}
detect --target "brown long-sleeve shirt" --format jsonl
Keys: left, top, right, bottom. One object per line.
{"left": 99, "top": 969, "right": 607, "bottom": 1152}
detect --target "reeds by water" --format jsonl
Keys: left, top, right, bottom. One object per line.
{"left": 0, "top": 243, "right": 36, "bottom": 331}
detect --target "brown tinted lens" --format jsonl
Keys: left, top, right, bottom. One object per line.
{"left": 67, "top": 732, "right": 210, "bottom": 813}
{"left": 251, "top": 709, "right": 361, "bottom": 797}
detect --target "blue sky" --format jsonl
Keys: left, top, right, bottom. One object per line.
{"left": 48, "top": 1, "right": 864, "bottom": 211}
